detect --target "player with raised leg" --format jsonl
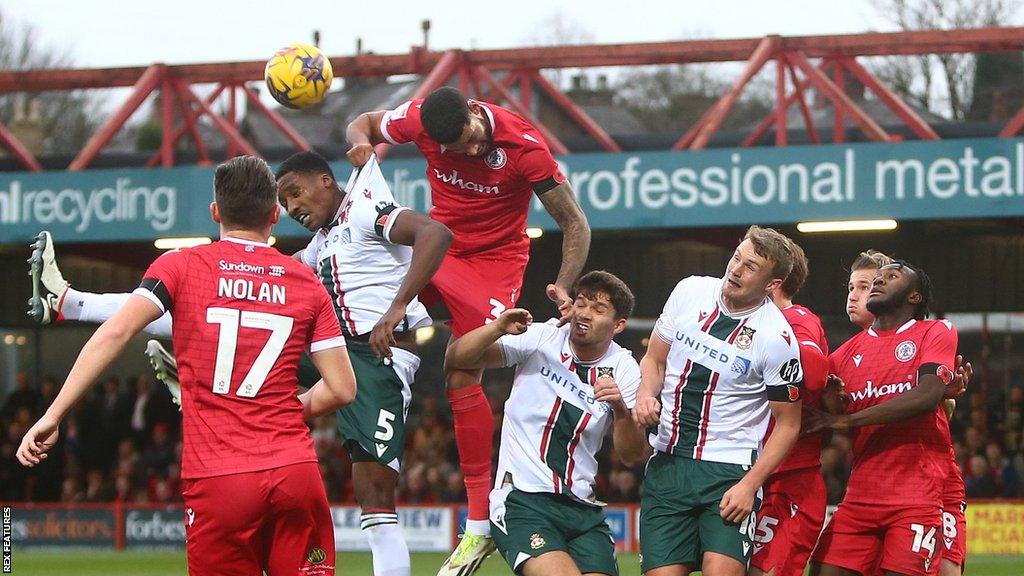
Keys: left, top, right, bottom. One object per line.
{"left": 347, "top": 86, "right": 591, "bottom": 574}
{"left": 19, "top": 156, "right": 356, "bottom": 576}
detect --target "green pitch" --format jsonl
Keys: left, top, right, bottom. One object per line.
{"left": 10, "top": 551, "right": 1023, "bottom": 575}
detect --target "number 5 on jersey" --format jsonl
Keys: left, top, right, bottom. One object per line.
{"left": 207, "top": 307, "right": 294, "bottom": 398}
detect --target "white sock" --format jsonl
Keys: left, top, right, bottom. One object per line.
{"left": 361, "top": 512, "right": 410, "bottom": 576}
{"left": 465, "top": 519, "right": 491, "bottom": 537}
{"left": 60, "top": 289, "right": 173, "bottom": 337}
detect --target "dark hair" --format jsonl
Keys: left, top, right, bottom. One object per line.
{"left": 213, "top": 156, "right": 278, "bottom": 229}
{"left": 742, "top": 225, "right": 794, "bottom": 280}
{"left": 275, "top": 151, "right": 335, "bottom": 182}
{"left": 780, "top": 238, "right": 808, "bottom": 299}
{"left": 573, "top": 271, "right": 635, "bottom": 320}
{"left": 889, "top": 260, "right": 934, "bottom": 320}
{"left": 849, "top": 249, "right": 893, "bottom": 272}
{"left": 420, "top": 86, "right": 471, "bottom": 144}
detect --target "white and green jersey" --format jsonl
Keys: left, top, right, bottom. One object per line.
{"left": 300, "top": 157, "right": 431, "bottom": 337}
{"left": 650, "top": 276, "right": 802, "bottom": 466}
{"left": 494, "top": 321, "right": 641, "bottom": 505}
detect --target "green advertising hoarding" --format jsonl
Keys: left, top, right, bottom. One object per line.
{"left": 0, "top": 137, "right": 1022, "bottom": 244}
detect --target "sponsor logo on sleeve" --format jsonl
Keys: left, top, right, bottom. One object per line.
{"left": 778, "top": 358, "right": 801, "bottom": 383}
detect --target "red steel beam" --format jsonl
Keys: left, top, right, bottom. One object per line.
{"left": 787, "top": 51, "right": 890, "bottom": 142}
{"left": 474, "top": 65, "right": 569, "bottom": 155}
{"left": 999, "top": 106, "right": 1024, "bottom": 137}
{"left": 838, "top": 56, "right": 939, "bottom": 140}
{"left": 833, "top": 60, "right": 845, "bottom": 143}
{"left": 742, "top": 59, "right": 830, "bottom": 147}
{"left": 690, "top": 36, "right": 779, "bottom": 149}
{"left": 518, "top": 70, "right": 531, "bottom": 110}
{"left": 160, "top": 78, "right": 176, "bottom": 167}
{"left": 775, "top": 58, "right": 787, "bottom": 146}
{"left": 226, "top": 83, "right": 239, "bottom": 158}
{"left": 69, "top": 64, "right": 164, "bottom": 171}
{"left": 530, "top": 71, "right": 621, "bottom": 152}
{"left": 787, "top": 60, "right": 820, "bottom": 144}
{"left": 241, "top": 84, "right": 312, "bottom": 152}
{"left": 145, "top": 83, "right": 224, "bottom": 168}
{"left": 476, "top": 70, "right": 518, "bottom": 105}
{"left": 5, "top": 27, "right": 1024, "bottom": 93}
{"left": 0, "top": 121, "right": 43, "bottom": 171}
{"left": 177, "top": 82, "right": 259, "bottom": 157}
{"left": 373, "top": 49, "right": 460, "bottom": 160}
{"left": 176, "top": 82, "right": 212, "bottom": 166}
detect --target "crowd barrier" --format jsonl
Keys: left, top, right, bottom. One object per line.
{"left": 5, "top": 501, "right": 1023, "bottom": 555}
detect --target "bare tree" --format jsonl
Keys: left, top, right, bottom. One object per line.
{"left": 0, "top": 10, "right": 102, "bottom": 156}
{"left": 871, "top": 0, "right": 1020, "bottom": 120}
{"left": 522, "top": 10, "right": 597, "bottom": 88}
{"left": 615, "top": 64, "right": 774, "bottom": 135}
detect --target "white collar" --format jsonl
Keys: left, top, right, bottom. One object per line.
{"left": 223, "top": 236, "right": 270, "bottom": 248}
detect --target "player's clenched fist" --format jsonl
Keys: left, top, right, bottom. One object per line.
{"left": 594, "top": 376, "right": 626, "bottom": 413}
{"left": 495, "top": 308, "right": 533, "bottom": 335}
{"left": 346, "top": 143, "right": 375, "bottom": 167}
{"left": 633, "top": 395, "right": 661, "bottom": 427}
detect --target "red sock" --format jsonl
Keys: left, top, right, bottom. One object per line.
{"left": 447, "top": 384, "right": 494, "bottom": 522}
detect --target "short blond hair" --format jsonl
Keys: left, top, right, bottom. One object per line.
{"left": 743, "top": 225, "right": 794, "bottom": 281}
{"left": 850, "top": 249, "right": 893, "bottom": 271}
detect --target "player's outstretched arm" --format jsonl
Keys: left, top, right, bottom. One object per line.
{"left": 17, "top": 295, "right": 162, "bottom": 466}
{"left": 369, "top": 211, "right": 453, "bottom": 358}
{"left": 345, "top": 111, "right": 388, "bottom": 167}
{"left": 444, "top": 308, "right": 532, "bottom": 371}
{"left": 720, "top": 399, "right": 801, "bottom": 524}
{"left": 301, "top": 346, "right": 358, "bottom": 419}
{"left": 537, "top": 182, "right": 590, "bottom": 323}
{"left": 634, "top": 331, "right": 669, "bottom": 427}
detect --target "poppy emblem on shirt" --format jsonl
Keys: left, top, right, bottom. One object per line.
{"left": 787, "top": 385, "right": 801, "bottom": 402}
{"left": 936, "top": 364, "right": 954, "bottom": 385}
{"left": 895, "top": 340, "right": 917, "bottom": 362}
{"left": 485, "top": 147, "right": 507, "bottom": 169}
{"left": 736, "top": 327, "right": 756, "bottom": 350}
{"left": 598, "top": 367, "right": 614, "bottom": 379}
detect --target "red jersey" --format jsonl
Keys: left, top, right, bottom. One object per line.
{"left": 770, "top": 304, "right": 830, "bottom": 474}
{"left": 830, "top": 319, "right": 958, "bottom": 507}
{"left": 380, "top": 99, "right": 565, "bottom": 259}
{"left": 136, "top": 238, "right": 345, "bottom": 480}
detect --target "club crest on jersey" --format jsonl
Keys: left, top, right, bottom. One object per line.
{"left": 598, "top": 367, "right": 614, "bottom": 379}
{"left": 895, "top": 340, "right": 917, "bottom": 362}
{"left": 485, "top": 147, "right": 507, "bottom": 169}
{"left": 735, "top": 326, "right": 756, "bottom": 350}
{"left": 306, "top": 547, "right": 327, "bottom": 564}
{"left": 529, "top": 533, "right": 546, "bottom": 550}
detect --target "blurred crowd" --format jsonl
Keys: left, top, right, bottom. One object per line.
{"left": 3, "top": 358, "right": 1023, "bottom": 506}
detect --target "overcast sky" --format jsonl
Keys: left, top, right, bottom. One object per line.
{"left": 4, "top": 1, "right": 894, "bottom": 68}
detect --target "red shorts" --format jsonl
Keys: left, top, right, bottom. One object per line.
{"left": 420, "top": 252, "right": 528, "bottom": 337}
{"left": 182, "top": 461, "right": 335, "bottom": 576}
{"left": 941, "top": 498, "right": 967, "bottom": 569}
{"left": 811, "top": 501, "right": 942, "bottom": 576}
{"left": 750, "top": 468, "right": 827, "bottom": 576}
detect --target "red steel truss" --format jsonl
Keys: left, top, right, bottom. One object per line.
{"left": 1, "top": 26, "right": 1023, "bottom": 171}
